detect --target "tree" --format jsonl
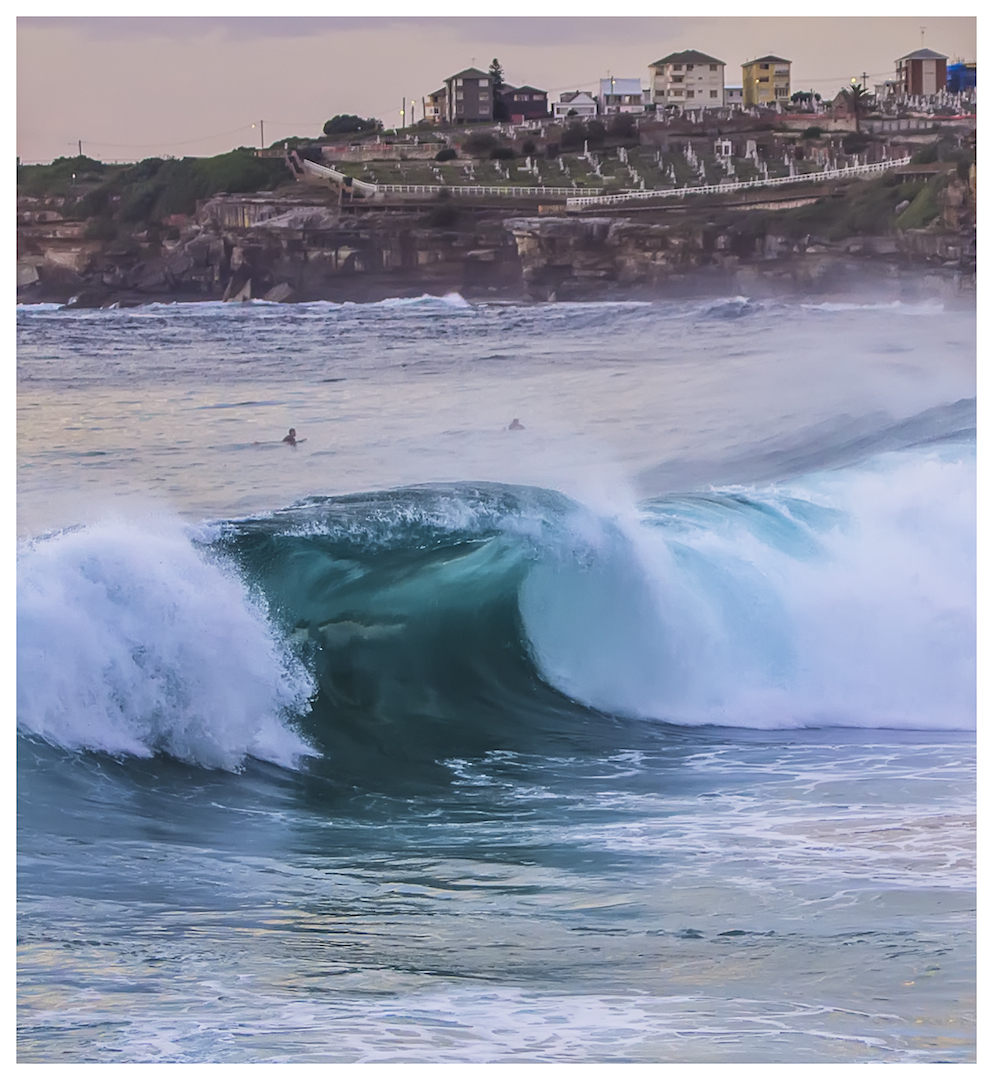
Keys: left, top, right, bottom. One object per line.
{"left": 488, "top": 58, "right": 505, "bottom": 95}
{"left": 608, "top": 114, "right": 637, "bottom": 139}
{"left": 489, "top": 58, "right": 509, "bottom": 121}
{"left": 841, "top": 79, "right": 871, "bottom": 133}
{"left": 462, "top": 132, "right": 499, "bottom": 157}
{"left": 323, "top": 115, "right": 380, "bottom": 137}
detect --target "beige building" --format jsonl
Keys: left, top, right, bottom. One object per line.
{"left": 742, "top": 55, "right": 791, "bottom": 108}
{"left": 648, "top": 50, "right": 725, "bottom": 113}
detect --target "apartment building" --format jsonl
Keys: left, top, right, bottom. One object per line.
{"left": 443, "top": 67, "right": 494, "bottom": 124}
{"left": 648, "top": 50, "right": 726, "bottom": 112}
{"left": 742, "top": 55, "right": 791, "bottom": 108}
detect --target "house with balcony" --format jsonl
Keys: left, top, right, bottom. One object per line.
{"left": 648, "top": 50, "right": 726, "bottom": 113}
{"left": 500, "top": 85, "right": 549, "bottom": 122}
{"left": 896, "top": 48, "right": 947, "bottom": 97}
{"left": 742, "top": 55, "right": 791, "bottom": 108}
{"left": 553, "top": 91, "right": 598, "bottom": 120}
{"left": 424, "top": 88, "right": 447, "bottom": 124}
{"left": 598, "top": 77, "right": 646, "bottom": 115}
{"left": 443, "top": 67, "right": 493, "bottom": 124}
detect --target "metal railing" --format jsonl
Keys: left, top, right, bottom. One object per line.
{"left": 564, "top": 156, "right": 913, "bottom": 208}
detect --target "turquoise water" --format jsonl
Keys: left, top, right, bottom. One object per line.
{"left": 17, "top": 292, "right": 976, "bottom": 1062}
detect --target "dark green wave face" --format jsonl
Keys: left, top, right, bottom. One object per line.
{"left": 210, "top": 484, "right": 624, "bottom": 787}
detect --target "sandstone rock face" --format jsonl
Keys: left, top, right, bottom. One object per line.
{"left": 16, "top": 186, "right": 976, "bottom": 306}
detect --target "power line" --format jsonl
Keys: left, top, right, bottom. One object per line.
{"left": 74, "top": 124, "right": 258, "bottom": 150}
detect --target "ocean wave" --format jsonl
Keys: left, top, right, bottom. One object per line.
{"left": 801, "top": 300, "right": 945, "bottom": 315}
{"left": 16, "top": 440, "right": 975, "bottom": 774}
{"left": 523, "top": 446, "right": 975, "bottom": 730}
{"left": 16, "top": 519, "right": 315, "bottom": 771}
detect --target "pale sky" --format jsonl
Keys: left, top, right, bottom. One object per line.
{"left": 15, "top": 8, "right": 978, "bottom": 164}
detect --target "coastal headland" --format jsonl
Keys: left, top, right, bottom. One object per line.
{"left": 17, "top": 121, "right": 975, "bottom": 307}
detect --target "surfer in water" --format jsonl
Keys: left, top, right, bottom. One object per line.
{"left": 508, "top": 418, "right": 524, "bottom": 430}
{"left": 282, "top": 428, "right": 306, "bottom": 447}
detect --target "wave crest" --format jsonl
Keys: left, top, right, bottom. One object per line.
{"left": 17, "top": 519, "right": 315, "bottom": 770}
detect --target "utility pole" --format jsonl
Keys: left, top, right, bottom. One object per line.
{"left": 259, "top": 120, "right": 264, "bottom": 149}
{"left": 78, "top": 139, "right": 82, "bottom": 157}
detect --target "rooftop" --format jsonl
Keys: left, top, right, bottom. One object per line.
{"left": 744, "top": 55, "right": 791, "bottom": 65}
{"left": 897, "top": 48, "right": 948, "bottom": 61}
{"left": 650, "top": 50, "right": 725, "bottom": 67}
{"left": 446, "top": 67, "right": 490, "bottom": 81}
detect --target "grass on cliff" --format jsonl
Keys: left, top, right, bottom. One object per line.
{"left": 18, "top": 150, "right": 293, "bottom": 227}
{"left": 716, "top": 173, "right": 946, "bottom": 244}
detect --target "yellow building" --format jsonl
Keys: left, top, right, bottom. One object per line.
{"left": 742, "top": 55, "right": 791, "bottom": 108}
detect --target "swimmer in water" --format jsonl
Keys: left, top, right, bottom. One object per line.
{"left": 282, "top": 428, "right": 306, "bottom": 446}
{"left": 508, "top": 418, "right": 524, "bottom": 430}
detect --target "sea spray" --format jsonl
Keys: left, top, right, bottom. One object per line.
{"left": 17, "top": 518, "right": 315, "bottom": 770}
{"left": 520, "top": 445, "right": 976, "bottom": 729}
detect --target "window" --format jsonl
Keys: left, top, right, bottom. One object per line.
{"left": 759, "top": 77, "right": 769, "bottom": 83}
{"left": 760, "top": 64, "right": 769, "bottom": 70}
{"left": 775, "top": 87, "right": 788, "bottom": 98}
{"left": 686, "top": 64, "right": 694, "bottom": 71}
{"left": 456, "top": 79, "right": 463, "bottom": 86}
{"left": 710, "top": 90, "right": 718, "bottom": 98}
{"left": 686, "top": 89, "right": 695, "bottom": 98}
{"left": 670, "top": 88, "right": 683, "bottom": 96}
{"left": 710, "top": 64, "right": 717, "bottom": 71}
{"left": 456, "top": 91, "right": 464, "bottom": 100}
{"left": 672, "top": 75, "right": 684, "bottom": 83}
{"left": 673, "top": 64, "right": 683, "bottom": 71}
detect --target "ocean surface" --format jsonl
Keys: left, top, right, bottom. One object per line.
{"left": 17, "top": 285, "right": 976, "bottom": 1063}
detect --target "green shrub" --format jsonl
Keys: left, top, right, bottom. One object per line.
{"left": 435, "top": 147, "right": 457, "bottom": 162}
{"left": 323, "top": 115, "right": 379, "bottom": 136}
{"left": 462, "top": 132, "right": 498, "bottom": 157}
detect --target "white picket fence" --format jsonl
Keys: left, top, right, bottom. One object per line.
{"left": 300, "top": 153, "right": 915, "bottom": 207}
{"left": 564, "top": 156, "right": 913, "bottom": 208}
{"left": 376, "top": 183, "right": 596, "bottom": 197}
{"left": 299, "top": 157, "right": 600, "bottom": 198}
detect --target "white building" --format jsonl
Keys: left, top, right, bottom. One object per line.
{"left": 724, "top": 85, "right": 743, "bottom": 108}
{"left": 553, "top": 90, "right": 598, "bottom": 120}
{"left": 598, "top": 77, "right": 646, "bottom": 115}
{"left": 649, "top": 50, "right": 726, "bottom": 113}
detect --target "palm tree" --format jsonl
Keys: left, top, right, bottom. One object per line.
{"left": 843, "top": 78, "right": 871, "bottom": 133}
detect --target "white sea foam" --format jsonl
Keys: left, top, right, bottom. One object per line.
{"left": 16, "top": 518, "right": 316, "bottom": 770}
{"left": 521, "top": 445, "right": 976, "bottom": 730}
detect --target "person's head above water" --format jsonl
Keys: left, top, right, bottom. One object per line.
{"left": 282, "top": 428, "right": 297, "bottom": 445}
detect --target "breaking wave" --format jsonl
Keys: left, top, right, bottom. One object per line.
{"left": 16, "top": 433, "right": 975, "bottom": 773}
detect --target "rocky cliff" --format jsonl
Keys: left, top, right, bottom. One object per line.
{"left": 17, "top": 173, "right": 976, "bottom": 307}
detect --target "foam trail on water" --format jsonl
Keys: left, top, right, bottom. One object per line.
{"left": 17, "top": 518, "right": 315, "bottom": 770}
{"left": 520, "top": 446, "right": 975, "bottom": 730}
